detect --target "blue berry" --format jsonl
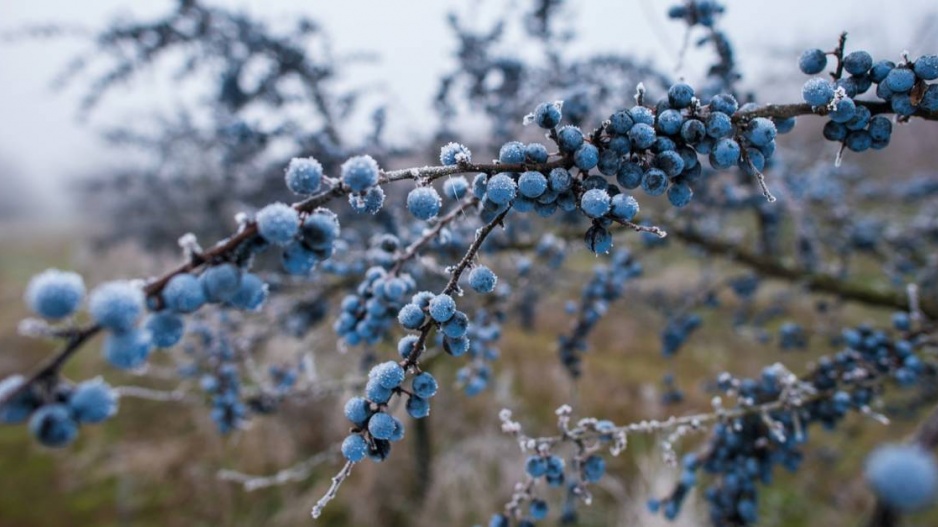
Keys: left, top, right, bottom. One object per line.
{"left": 654, "top": 150, "right": 684, "bottom": 177}
{"left": 145, "top": 311, "right": 184, "bottom": 348}
{"left": 406, "top": 395, "right": 430, "bottom": 419}
{"left": 865, "top": 444, "right": 938, "bottom": 511}
{"left": 557, "top": 125, "right": 584, "bottom": 152}
{"left": 526, "top": 456, "right": 548, "bottom": 477}
{"left": 667, "top": 182, "right": 693, "bottom": 207}
{"left": 0, "top": 375, "right": 39, "bottom": 424}
{"left": 656, "top": 109, "right": 684, "bottom": 135}
{"left": 585, "top": 225, "right": 613, "bottom": 254}
{"left": 69, "top": 378, "right": 117, "bottom": 424}
{"left": 668, "top": 82, "right": 695, "bottom": 108}
{"left": 301, "top": 209, "right": 340, "bottom": 250}
{"left": 89, "top": 281, "right": 144, "bottom": 332}
{"left": 518, "top": 171, "right": 548, "bottom": 198}
{"left": 525, "top": 143, "right": 549, "bottom": 163}
{"left": 344, "top": 396, "right": 372, "bottom": 426}
{"left": 914, "top": 55, "right": 938, "bottom": 80}
{"left": 499, "top": 141, "right": 526, "bottom": 164}
{"left": 341, "top": 434, "right": 369, "bottom": 462}
{"left": 802, "top": 78, "right": 835, "bottom": 106}
{"left": 29, "top": 404, "right": 78, "bottom": 448}
{"left": 200, "top": 264, "right": 241, "bottom": 303}
{"left": 429, "top": 294, "right": 456, "bottom": 323}
{"left": 628, "top": 123, "right": 656, "bottom": 149}
{"left": 369, "top": 361, "right": 405, "bottom": 389}
{"left": 397, "top": 335, "right": 420, "bottom": 359}
{"left": 368, "top": 412, "right": 398, "bottom": 440}
{"left": 549, "top": 168, "right": 573, "bottom": 192}
{"left": 440, "top": 142, "right": 471, "bottom": 165}
{"left": 710, "top": 93, "right": 739, "bottom": 114}
{"left": 228, "top": 273, "right": 268, "bottom": 311}
{"left": 281, "top": 242, "right": 317, "bottom": 275}
{"left": 890, "top": 94, "right": 915, "bottom": 116}
{"left": 407, "top": 186, "right": 442, "bottom": 220}
{"left": 616, "top": 162, "right": 643, "bottom": 189}
{"left": 843, "top": 50, "right": 873, "bottom": 75}
{"left": 829, "top": 97, "right": 857, "bottom": 123}
{"left": 610, "top": 194, "right": 639, "bottom": 221}
{"left": 630, "top": 106, "right": 655, "bottom": 125}
{"left": 412, "top": 372, "right": 438, "bottom": 399}
{"left": 799, "top": 48, "right": 828, "bottom": 75}
{"left": 284, "top": 157, "right": 322, "bottom": 195}
{"left": 608, "top": 110, "right": 634, "bottom": 134}
{"left": 530, "top": 499, "right": 549, "bottom": 521}
{"left": 349, "top": 186, "right": 385, "bottom": 214}
{"left": 706, "top": 111, "right": 733, "bottom": 139}
{"left": 583, "top": 454, "right": 606, "bottom": 482}
{"left": 884, "top": 67, "right": 915, "bottom": 93}
{"left": 680, "top": 119, "right": 706, "bottom": 144}
{"left": 398, "top": 303, "right": 426, "bottom": 330}
{"left": 256, "top": 203, "right": 299, "bottom": 245}
{"left": 746, "top": 117, "right": 777, "bottom": 146}
{"left": 468, "top": 266, "right": 498, "bottom": 293}
{"left": 573, "top": 143, "right": 599, "bottom": 170}
{"left": 365, "top": 378, "right": 392, "bottom": 404}
{"left": 533, "top": 102, "right": 562, "bottom": 128}
{"left": 845, "top": 130, "right": 872, "bottom": 152}
{"left": 162, "top": 273, "right": 206, "bottom": 313}
{"left": 641, "top": 168, "right": 668, "bottom": 196}
{"left": 868, "top": 115, "right": 892, "bottom": 142}
{"left": 442, "top": 311, "right": 469, "bottom": 338}
{"left": 710, "top": 138, "right": 741, "bottom": 169}
{"left": 341, "top": 155, "right": 380, "bottom": 192}
{"left": 920, "top": 85, "right": 938, "bottom": 112}
{"left": 823, "top": 121, "right": 848, "bottom": 141}
{"left": 443, "top": 335, "right": 470, "bottom": 356}
{"left": 486, "top": 173, "right": 517, "bottom": 205}
{"left": 102, "top": 328, "right": 152, "bottom": 370}
{"left": 580, "top": 188, "right": 611, "bottom": 218}
{"left": 442, "top": 176, "right": 469, "bottom": 200}
{"left": 870, "top": 60, "right": 895, "bottom": 83}
{"left": 24, "top": 269, "right": 84, "bottom": 320}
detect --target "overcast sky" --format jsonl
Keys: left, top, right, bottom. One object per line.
{"left": 0, "top": 0, "right": 935, "bottom": 216}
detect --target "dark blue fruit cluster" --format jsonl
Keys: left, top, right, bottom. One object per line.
{"left": 800, "top": 46, "right": 938, "bottom": 152}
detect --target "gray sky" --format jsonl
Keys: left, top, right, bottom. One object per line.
{"left": 0, "top": 0, "right": 935, "bottom": 216}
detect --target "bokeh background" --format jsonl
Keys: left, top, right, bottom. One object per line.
{"left": 1, "top": 1, "right": 938, "bottom": 526}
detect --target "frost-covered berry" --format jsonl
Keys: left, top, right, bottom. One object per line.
{"left": 365, "top": 378, "right": 392, "bottom": 404}
{"left": 228, "top": 273, "right": 268, "bottom": 311}
{"left": 200, "top": 263, "right": 241, "bottom": 303}
{"left": 610, "top": 194, "right": 639, "bottom": 221}
{"left": 583, "top": 454, "right": 606, "bottom": 482}
{"left": 342, "top": 434, "right": 369, "bottom": 462}
{"left": 281, "top": 243, "right": 317, "bottom": 275}
{"left": 69, "top": 378, "right": 118, "bottom": 424}
{"left": 444, "top": 335, "right": 470, "bottom": 356}
{"left": 411, "top": 372, "right": 438, "bottom": 400}
{"left": 915, "top": 55, "right": 938, "bottom": 80}
{"left": 368, "top": 412, "right": 398, "bottom": 440}
{"left": 549, "top": 168, "right": 573, "bottom": 193}
{"left": 440, "top": 142, "right": 472, "bottom": 166}
{"left": 428, "top": 294, "right": 456, "bottom": 323}
{"left": 557, "top": 125, "right": 584, "bottom": 152}
{"left": 341, "top": 155, "right": 380, "bottom": 192}
{"left": 533, "top": 102, "right": 562, "bottom": 128}
{"left": 162, "top": 273, "right": 206, "bottom": 313}
{"left": 799, "top": 48, "right": 828, "bottom": 75}
{"left": 24, "top": 269, "right": 85, "bottom": 320}
{"left": 89, "top": 281, "right": 145, "bottom": 332}
{"left": 406, "top": 395, "right": 430, "bottom": 419}
{"left": 518, "top": 171, "right": 548, "bottom": 198}
{"left": 29, "top": 404, "right": 78, "bottom": 448}
{"left": 573, "top": 143, "right": 599, "bottom": 170}
{"left": 628, "top": 123, "right": 656, "bottom": 149}
{"left": 468, "top": 266, "right": 497, "bottom": 293}
{"left": 746, "top": 118, "right": 777, "bottom": 146}
{"left": 442, "top": 311, "right": 469, "bottom": 338}
{"left": 369, "top": 361, "right": 405, "bottom": 390}
{"left": 485, "top": 173, "right": 517, "bottom": 205}
{"left": 884, "top": 67, "right": 915, "bottom": 93}
{"left": 499, "top": 141, "right": 526, "bottom": 164}
{"left": 668, "top": 82, "right": 695, "bottom": 108}
{"left": 656, "top": 109, "right": 684, "bottom": 135}
{"left": 256, "top": 203, "right": 299, "bottom": 246}
{"left": 843, "top": 50, "right": 873, "bottom": 75}
{"left": 710, "top": 93, "right": 739, "bottom": 115}
{"left": 102, "top": 328, "right": 152, "bottom": 370}
{"left": 710, "top": 138, "right": 741, "bottom": 169}
{"left": 397, "top": 303, "right": 426, "bottom": 330}
{"left": 641, "top": 168, "right": 669, "bottom": 196}
{"left": 145, "top": 311, "right": 184, "bottom": 348}
{"left": 706, "top": 111, "right": 733, "bottom": 139}
{"left": 284, "top": 157, "right": 323, "bottom": 195}
{"left": 525, "top": 143, "right": 549, "bottom": 163}
{"left": 580, "top": 188, "right": 611, "bottom": 218}
{"left": 442, "top": 176, "right": 469, "bottom": 200}
{"left": 344, "top": 396, "right": 372, "bottom": 426}
{"left": 630, "top": 106, "right": 655, "bottom": 125}
{"left": 829, "top": 97, "right": 857, "bottom": 123}
{"left": 585, "top": 225, "right": 612, "bottom": 254}
{"left": 526, "top": 455, "right": 548, "bottom": 477}
{"left": 407, "top": 186, "right": 442, "bottom": 221}
{"left": 865, "top": 444, "right": 938, "bottom": 511}
{"left": 802, "top": 78, "right": 835, "bottom": 106}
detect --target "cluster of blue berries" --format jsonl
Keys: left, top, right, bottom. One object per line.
{"left": 650, "top": 321, "right": 933, "bottom": 526}
{"left": 0, "top": 376, "right": 117, "bottom": 447}
{"left": 455, "top": 307, "right": 504, "bottom": 396}
{"left": 660, "top": 313, "right": 703, "bottom": 357}
{"left": 800, "top": 45, "right": 938, "bottom": 152}
{"left": 340, "top": 364, "right": 439, "bottom": 463}
{"left": 558, "top": 249, "right": 642, "bottom": 377}
{"left": 335, "top": 266, "right": 417, "bottom": 347}
{"left": 342, "top": 155, "right": 385, "bottom": 214}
